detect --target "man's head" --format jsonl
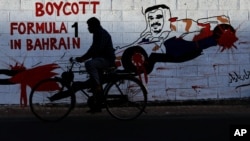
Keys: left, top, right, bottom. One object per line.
{"left": 87, "top": 17, "right": 101, "bottom": 33}
{"left": 148, "top": 9, "right": 164, "bottom": 34}
{"left": 142, "top": 4, "right": 171, "bottom": 37}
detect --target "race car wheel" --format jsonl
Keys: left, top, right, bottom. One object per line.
{"left": 121, "top": 46, "right": 152, "bottom": 74}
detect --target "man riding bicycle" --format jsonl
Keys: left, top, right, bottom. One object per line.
{"left": 49, "top": 17, "right": 116, "bottom": 113}
{"left": 76, "top": 17, "right": 116, "bottom": 113}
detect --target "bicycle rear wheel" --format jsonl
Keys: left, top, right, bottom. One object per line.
{"left": 104, "top": 75, "right": 147, "bottom": 120}
{"left": 29, "top": 78, "right": 75, "bottom": 122}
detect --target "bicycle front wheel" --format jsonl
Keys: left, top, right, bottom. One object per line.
{"left": 29, "top": 78, "right": 75, "bottom": 122}
{"left": 104, "top": 75, "right": 147, "bottom": 120}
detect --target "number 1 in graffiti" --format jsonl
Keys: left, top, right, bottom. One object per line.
{"left": 72, "top": 22, "right": 78, "bottom": 38}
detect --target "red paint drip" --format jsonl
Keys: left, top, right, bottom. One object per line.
{"left": 238, "top": 41, "right": 248, "bottom": 44}
{"left": 192, "top": 85, "right": 205, "bottom": 89}
{"left": 132, "top": 53, "right": 148, "bottom": 83}
{"left": 192, "top": 85, "right": 205, "bottom": 93}
{"left": 156, "top": 67, "right": 168, "bottom": 71}
{"left": 20, "top": 83, "right": 27, "bottom": 107}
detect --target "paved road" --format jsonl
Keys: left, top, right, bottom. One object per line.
{"left": 0, "top": 105, "right": 250, "bottom": 141}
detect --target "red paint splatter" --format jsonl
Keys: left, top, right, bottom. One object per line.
{"left": 217, "top": 30, "right": 238, "bottom": 52}
{"left": 169, "top": 17, "right": 178, "bottom": 22}
{"left": 214, "top": 25, "right": 238, "bottom": 52}
{"left": 10, "top": 62, "right": 26, "bottom": 71}
{"left": 238, "top": 41, "right": 248, "bottom": 44}
{"left": 192, "top": 85, "right": 206, "bottom": 93}
{"left": 194, "top": 23, "right": 238, "bottom": 52}
{"left": 9, "top": 63, "right": 60, "bottom": 106}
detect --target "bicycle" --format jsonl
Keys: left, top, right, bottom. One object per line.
{"left": 29, "top": 57, "right": 147, "bottom": 122}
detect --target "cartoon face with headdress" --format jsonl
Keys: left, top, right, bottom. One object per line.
{"left": 141, "top": 4, "right": 172, "bottom": 40}
{"left": 147, "top": 8, "right": 164, "bottom": 34}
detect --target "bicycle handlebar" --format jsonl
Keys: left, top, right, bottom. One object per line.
{"left": 68, "top": 57, "right": 78, "bottom": 71}
{"left": 69, "top": 57, "right": 76, "bottom": 63}
{"left": 67, "top": 57, "right": 87, "bottom": 74}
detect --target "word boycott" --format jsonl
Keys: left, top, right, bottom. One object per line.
{"left": 35, "top": 1, "right": 100, "bottom": 17}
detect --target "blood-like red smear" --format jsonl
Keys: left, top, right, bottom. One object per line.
{"left": 193, "top": 23, "right": 213, "bottom": 41}
{"left": 132, "top": 53, "right": 148, "bottom": 83}
{"left": 9, "top": 63, "right": 60, "bottom": 106}
{"left": 217, "top": 29, "right": 238, "bottom": 52}
{"left": 193, "top": 23, "right": 238, "bottom": 52}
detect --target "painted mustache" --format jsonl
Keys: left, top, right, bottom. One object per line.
{"left": 151, "top": 22, "right": 162, "bottom": 27}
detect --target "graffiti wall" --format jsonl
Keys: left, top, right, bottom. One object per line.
{"left": 0, "top": 0, "right": 250, "bottom": 105}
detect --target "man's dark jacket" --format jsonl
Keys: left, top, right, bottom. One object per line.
{"left": 81, "top": 27, "right": 115, "bottom": 64}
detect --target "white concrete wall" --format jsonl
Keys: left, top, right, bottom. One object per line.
{"left": 0, "top": 0, "right": 250, "bottom": 104}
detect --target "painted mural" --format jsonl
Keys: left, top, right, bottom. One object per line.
{"left": 0, "top": 0, "right": 249, "bottom": 105}
{"left": 115, "top": 4, "right": 238, "bottom": 82}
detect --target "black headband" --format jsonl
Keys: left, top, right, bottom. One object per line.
{"left": 145, "top": 4, "right": 170, "bottom": 14}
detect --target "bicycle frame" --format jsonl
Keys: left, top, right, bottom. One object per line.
{"left": 59, "top": 58, "right": 92, "bottom": 98}
{"left": 59, "top": 57, "right": 116, "bottom": 99}
{"left": 29, "top": 57, "right": 148, "bottom": 121}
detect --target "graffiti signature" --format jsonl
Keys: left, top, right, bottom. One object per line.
{"left": 228, "top": 69, "right": 250, "bottom": 89}
{"left": 229, "top": 69, "right": 250, "bottom": 83}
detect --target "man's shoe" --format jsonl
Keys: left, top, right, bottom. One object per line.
{"left": 47, "top": 90, "right": 71, "bottom": 101}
